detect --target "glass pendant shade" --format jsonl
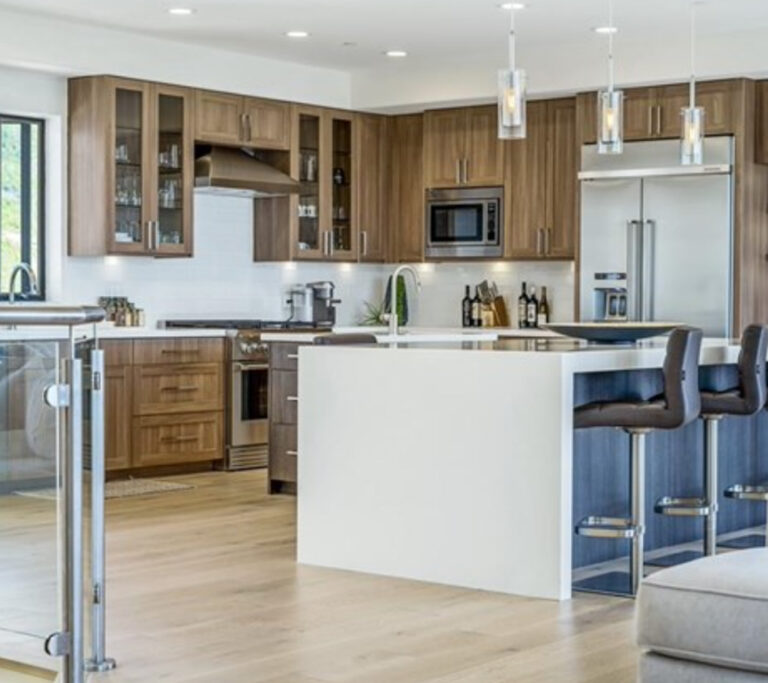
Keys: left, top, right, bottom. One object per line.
{"left": 498, "top": 68, "right": 527, "bottom": 139}
{"left": 681, "top": 106, "right": 705, "bottom": 165}
{"left": 597, "top": 89, "right": 624, "bottom": 154}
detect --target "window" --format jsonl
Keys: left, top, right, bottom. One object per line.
{"left": 0, "top": 115, "right": 45, "bottom": 300}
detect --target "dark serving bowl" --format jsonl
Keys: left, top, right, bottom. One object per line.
{"left": 543, "top": 322, "right": 680, "bottom": 343}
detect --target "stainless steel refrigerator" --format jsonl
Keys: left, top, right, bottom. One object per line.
{"left": 579, "top": 137, "right": 734, "bottom": 336}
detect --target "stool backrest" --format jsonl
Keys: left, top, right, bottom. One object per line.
{"left": 737, "top": 324, "right": 768, "bottom": 413}
{"left": 313, "top": 333, "right": 378, "bottom": 346}
{"left": 662, "top": 326, "right": 703, "bottom": 429}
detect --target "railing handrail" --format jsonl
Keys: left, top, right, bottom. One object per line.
{"left": 0, "top": 306, "right": 106, "bottom": 326}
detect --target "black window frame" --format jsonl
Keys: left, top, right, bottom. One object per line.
{"left": 0, "top": 113, "right": 46, "bottom": 301}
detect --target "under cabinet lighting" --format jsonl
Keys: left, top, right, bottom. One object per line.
{"left": 593, "top": 26, "right": 618, "bottom": 34}
{"left": 168, "top": 7, "right": 194, "bottom": 15}
{"left": 385, "top": 50, "right": 408, "bottom": 58}
{"left": 286, "top": 30, "right": 310, "bottom": 38}
{"left": 499, "top": 2, "right": 527, "bottom": 9}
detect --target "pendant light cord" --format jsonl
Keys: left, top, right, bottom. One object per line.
{"left": 509, "top": 6, "right": 516, "bottom": 71}
{"left": 607, "top": 0, "right": 615, "bottom": 93}
{"left": 689, "top": 0, "right": 697, "bottom": 108}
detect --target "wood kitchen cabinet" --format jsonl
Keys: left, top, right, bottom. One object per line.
{"left": 757, "top": 80, "right": 768, "bottom": 164}
{"left": 69, "top": 76, "right": 194, "bottom": 257}
{"left": 356, "top": 113, "right": 389, "bottom": 262}
{"left": 577, "top": 80, "right": 740, "bottom": 144}
{"left": 194, "top": 90, "right": 291, "bottom": 150}
{"left": 254, "top": 106, "right": 358, "bottom": 262}
{"left": 102, "top": 337, "right": 225, "bottom": 472}
{"left": 424, "top": 105, "right": 505, "bottom": 188}
{"left": 505, "top": 98, "right": 577, "bottom": 260}
{"left": 388, "top": 114, "right": 426, "bottom": 262}
{"left": 269, "top": 342, "right": 302, "bottom": 494}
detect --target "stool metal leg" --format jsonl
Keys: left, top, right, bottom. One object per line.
{"left": 704, "top": 417, "right": 720, "bottom": 556}
{"left": 630, "top": 431, "right": 646, "bottom": 595}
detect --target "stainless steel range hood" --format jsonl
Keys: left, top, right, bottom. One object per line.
{"left": 194, "top": 147, "right": 300, "bottom": 198}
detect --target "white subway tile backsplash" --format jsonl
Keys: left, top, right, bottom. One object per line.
{"left": 57, "top": 194, "right": 576, "bottom": 327}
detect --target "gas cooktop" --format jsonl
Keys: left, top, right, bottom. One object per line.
{"left": 161, "top": 319, "right": 331, "bottom": 331}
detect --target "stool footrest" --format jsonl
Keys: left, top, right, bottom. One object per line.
{"left": 654, "top": 496, "right": 713, "bottom": 517}
{"left": 575, "top": 516, "right": 637, "bottom": 539}
{"left": 725, "top": 485, "right": 768, "bottom": 502}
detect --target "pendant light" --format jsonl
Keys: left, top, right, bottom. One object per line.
{"left": 681, "top": 0, "right": 705, "bottom": 165}
{"left": 597, "top": 0, "right": 623, "bottom": 154}
{"left": 498, "top": 4, "right": 526, "bottom": 139}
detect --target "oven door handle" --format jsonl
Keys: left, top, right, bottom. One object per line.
{"left": 234, "top": 362, "right": 269, "bottom": 372}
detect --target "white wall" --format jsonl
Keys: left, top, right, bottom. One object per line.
{"left": 0, "top": 7, "right": 350, "bottom": 109}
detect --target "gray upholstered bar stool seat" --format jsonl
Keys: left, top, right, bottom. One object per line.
{"left": 574, "top": 327, "right": 703, "bottom": 596}
{"left": 313, "top": 333, "right": 378, "bottom": 346}
{"left": 654, "top": 324, "right": 768, "bottom": 560}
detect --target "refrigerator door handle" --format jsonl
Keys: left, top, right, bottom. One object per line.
{"left": 642, "top": 220, "right": 656, "bottom": 322}
{"left": 626, "top": 220, "right": 643, "bottom": 321}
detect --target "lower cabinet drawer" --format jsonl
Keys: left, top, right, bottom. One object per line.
{"left": 132, "top": 412, "right": 223, "bottom": 467}
{"left": 269, "top": 424, "right": 297, "bottom": 483}
{"left": 133, "top": 363, "right": 224, "bottom": 416}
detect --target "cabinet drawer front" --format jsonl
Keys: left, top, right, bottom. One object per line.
{"left": 133, "top": 412, "right": 223, "bottom": 467}
{"left": 270, "top": 343, "right": 302, "bottom": 370}
{"left": 270, "top": 370, "right": 298, "bottom": 425}
{"left": 269, "top": 424, "right": 297, "bottom": 483}
{"left": 101, "top": 340, "right": 133, "bottom": 366}
{"left": 133, "top": 338, "right": 224, "bottom": 365}
{"left": 133, "top": 363, "right": 224, "bottom": 415}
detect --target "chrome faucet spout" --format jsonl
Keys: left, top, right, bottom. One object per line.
{"left": 8, "top": 263, "right": 40, "bottom": 305}
{"left": 387, "top": 265, "right": 422, "bottom": 336}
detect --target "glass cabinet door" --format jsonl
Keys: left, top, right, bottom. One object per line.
{"left": 153, "top": 86, "right": 192, "bottom": 255}
{"left": 329, "top": 114, "right": 356, "bottom": 259}
{"left": 112, "top": 85, "right": 147, "bottom": 253}
{"left": 295, "top": 111, "right": 324, "bottom": 258}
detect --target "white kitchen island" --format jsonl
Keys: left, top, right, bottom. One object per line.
{"left": 296, "top": 338, "right": 744, "bottom": 601}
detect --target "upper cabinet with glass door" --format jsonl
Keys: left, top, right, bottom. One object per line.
{"left": 68, "top": 76, "right": 194, "bottom": 257}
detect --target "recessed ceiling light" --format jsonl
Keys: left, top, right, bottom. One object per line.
{"left": 168, "top": 7, "right": 194, "bottom": 15}
{"left": 286, "top": 30, "right": 310, "bottom": 38}
{"left": 593, "top": 26, "right": 619, "bottom": 34}
{"left": 385, "top": 50, "right": 408, "bottom": 58}
{"left": 499, "top": 2, "right": 526, "bottom": 9}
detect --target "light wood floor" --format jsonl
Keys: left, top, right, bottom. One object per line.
{"left": 4, "top": 470, "right": 641, "bottom": 682}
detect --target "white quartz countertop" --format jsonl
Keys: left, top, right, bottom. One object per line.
{"left": 0, "top": 325, "right": 230, "bottom": 342}
{"left": 259, "top": 326, "right": 557, "bottom": 344}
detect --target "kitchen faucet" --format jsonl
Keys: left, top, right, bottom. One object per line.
{"left": 8, "top": 262, "right": 40, "bottom": 305}
{"left": 387, "top": 265, "right": 421, "bottom": 336}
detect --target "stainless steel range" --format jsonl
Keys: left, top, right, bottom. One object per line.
{"left": 161, "top": 319, "right": 325, "bottom": 470}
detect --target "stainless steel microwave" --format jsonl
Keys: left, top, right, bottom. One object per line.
{"left": 425, "top": 187, "right": 503, "bottom": 259}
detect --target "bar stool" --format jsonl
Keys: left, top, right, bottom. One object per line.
{"left": 655, "top": 324, "right": 768, "bottom": 558}
{"left": 721, "top": 327, "right": 768, "bottom": 547}
{"left": 574, "top": 327, "right": 703, "bottom": 596}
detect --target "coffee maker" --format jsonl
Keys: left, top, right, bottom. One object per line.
{"left": 287, "top": 281, "right": 341, "bottom": 327}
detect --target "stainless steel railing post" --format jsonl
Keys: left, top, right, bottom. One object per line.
{"left": 84, "top": 345, "right": 117, "bottom": 673}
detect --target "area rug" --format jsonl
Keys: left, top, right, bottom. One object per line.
{"left": 15, "top": 478, "right": 195, "bottom": 501}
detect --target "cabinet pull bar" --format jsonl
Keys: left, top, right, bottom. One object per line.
{"left": 160, "top": 349, "right": 200, "bottom": 355}
{"left": 463, "top": 158, "right": 469, "bottom": 184}
{"left": 286, "top": 354, "right": 299, "bottom": 360}
{"left": 286, "top": 450, "right": 299, "bottom": 456}
{"left": 536, "top": 229, "right": 544, "bottom": 256}
{"left": 160, "top": 385, "right": 198, "bottom": 392}
{"left": 160, "top": 435, "right": 199, "bottom": 444}
{"left": 545, "top": 228, "right": 552, "bottom": 255}
{"left": 656, "top": 106, "right": 662, "bottom": 136}
{"left": 648, "top": 106, "right": 654, "bottom": 137}
{"left": 456, "top": 159, "right": 461, "bottom": 185}
{"left": 246, "top": 113, "right": 253, "bottom": 142}
{"left": 286, "top": 396, "right": 299, "bottom": 402}
{"left": 361, "top": 230, "right": 368, "bottom": 257}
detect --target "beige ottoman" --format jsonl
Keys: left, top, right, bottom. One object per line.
{"left": 637, "top": 548, "right": 768, "bottom": 681}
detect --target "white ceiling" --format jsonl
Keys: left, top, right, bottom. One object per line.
{"left": 2, "top": 0, "right": 768, "bottom": 72}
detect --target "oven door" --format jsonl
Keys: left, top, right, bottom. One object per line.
{"left": 230, "top": 362, "right": 269, "bottom": 447}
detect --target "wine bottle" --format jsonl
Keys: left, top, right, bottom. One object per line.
{"left": 517, "top": 282, "right": 529, "bottom": 329}
{"left": 538, "top": 286, "right": 550, "bottom": 327}
{"left": 471, "top": 287, "right": 482, "bottom": 327}
{"left": 461, "top": 285, "right": 473, "bottom": 328}
{"left": 527, "top": 285, "right": 539, "bottom": 328}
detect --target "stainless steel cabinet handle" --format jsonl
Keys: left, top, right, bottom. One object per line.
{"left": 154, "top": 220, "right": 160, "bottom": 251}
{"left": 328, "top": 230, "right": 335, "bottom": 257}
{"left": 286, "top": 396, "right": 299, "bottom": 402}
{"left": 234, "top": 362, "right": 269, "bottom": 372}
{"left": 648, "top": 106, "right": 654, "bottom": 137}
{"left": 456, "top": 159, "right": 461, "bottom": 185}
{"left": 160, "top": 385, "right": 198, "bottom": 392}
{"left": 544, "top": 228, "right": 552, "bottom": 255}
{"left": 286, "top": 354, "right": 299, "bottom": 360}
{"left": 463, "top": 158, "right": 469, "bottom": 184}
{"left": 286, "top": 450, "right": 298, "bottom": 456}
{"left": 536, "top": 228, "right": 544, "bottom": 256}
{"left": 240, "top": 113, "right": 246, "bottom": 141}
{"left": 656, "top": 106, "right": 662, "bottom": 136}
{"left": 361, "top": 230, "right": 368, "bottom": 257}
{"left": 246, "top": 113, "right": 253, "bottom": 142}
